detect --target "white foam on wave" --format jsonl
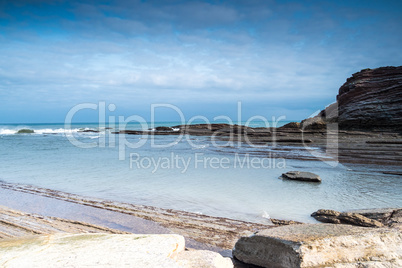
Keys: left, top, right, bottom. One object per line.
{"left": 0, "top": 128, "right": 83, "bottom": 135}
{"left": 0, "top": 129, "right": 17, "bottom": 135}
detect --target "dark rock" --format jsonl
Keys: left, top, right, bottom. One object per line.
{"left": 300, "top": 66, "right": 402, "bottom": 132}
{"left": 302, "top": 66, "right": 402, "bottom": 132}
{"left": 311, "top": 209, "right": 341, "bottom": 224}
{"left": 16, "top": 129, "right": 34, "bottom": 134}
{"left": 302, "top": 120, "right": 327, "bottom": 130}
{"left": 280, "top": 171, "right": 321, "bottom": 182}
{"left": 337, "top": 66, "right": 402, "bottom": 131}
{"left": 79, "top": 129, "right": 100, "bottom": 133}
{"left": 275, "top": 138, "right": 312, "bottom": 143}
{"left": 338, "top": 212, "right": 384, "bottom": 228}
{"left": 279, "top": 122, "right": 300, "bottom": 129}
{"left": 155, "top": 126, "right": 173, "bottom": 131}
{"left": 389, "top": 209, "right": 402, "bottom": 230}
{"left": 366, "top": 140, "right": 402, "bottom": 144}
{"left": 347, "top": 208, "right": 396, "bottom": 222}
{"left": 348, "top": 208, "right": 402, "bottom": 230}
{"left": 311, "top": 209, "right": 384, "bottom": 228}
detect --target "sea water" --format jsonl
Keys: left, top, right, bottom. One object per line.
{"left": 0, "top": 123, "right": 401, "bottom": 223}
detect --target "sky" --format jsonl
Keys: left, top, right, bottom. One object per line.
{"left": 0, "top": 0, "right": 401, "bottom": 123}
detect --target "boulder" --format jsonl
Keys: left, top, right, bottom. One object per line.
{"left": 233, "top": 224, "right": 402, "bottom": 268}
{"left": 0, "top": 233, "right": 233, "bottom": 268}
{"left": 311, "top": 209, "right": 384, "bottom": 228}
{"left": 280, "top": 171, "right": 321, "bottom": 182}
{"left": 16, "top": 129, "right": 34, "bottom": 134}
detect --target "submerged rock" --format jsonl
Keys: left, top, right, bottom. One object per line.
{"left": 16, "top": 129, "right": 34, "bottom": 134}
{"left": 233, "top": 224, "right": 402, "bottom": 268}
{"left": 0, "top": 233, "right": 233, "bottom": 268}
{"left": 280, "top": 171, "right": 321, "bottom": 182}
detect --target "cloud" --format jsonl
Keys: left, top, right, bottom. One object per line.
{"left": 0, "top": 0, "right": 401, "bottom": 123}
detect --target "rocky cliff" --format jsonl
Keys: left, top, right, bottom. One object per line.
{"left": 302, "top": 66, "right": 402, "bottom": 132}
{"left": 337, "top": 66, "right": 402, "bottom": 131}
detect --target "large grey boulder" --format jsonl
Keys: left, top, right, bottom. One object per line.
{"left": 233, "top": 224, "right": 402, "bottom": 268}
{"left": 0, "top": 233, "right": 233, "bottom": 268}
{"left": 280, "top": 171, "right": 321, "bottom": 182}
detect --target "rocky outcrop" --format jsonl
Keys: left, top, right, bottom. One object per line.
{"left": 0, "top": 233, "right": 233, "bottom": 268}
{"left": 233, "top": 224, "right": 402, "bottom": 268}
{"left": 337, "top": 66, "right": 402, "bottom": 131}
{"left": 311, "top": 209, "right": 384, "bottom": 228}
{"left": 155, "top": 126, "right": 173, "bottom": 131}
{"left": 16, "top": 129, "right": 35, "bottom": 134}
{"left": 302, "top": 66, "right": 402, "bottom": 132}
{"left": 0, "top": 205, "right": 127, "bottom": 239}
{"left": 348, "top": 208, "right": 402, "bottom": 230}
{"left": 312, "top": 208, "right": 402, "bottom": 230}
{"left": 280, "top": 171, "right": 321, "bottom": 182}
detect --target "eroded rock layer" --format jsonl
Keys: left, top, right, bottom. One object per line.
{"left": 336, "top": 66, "right": 402, "bottom": 131}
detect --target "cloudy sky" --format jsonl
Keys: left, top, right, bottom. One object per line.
{"left": 1, "top": 0, "right": 401, "bottom": 123}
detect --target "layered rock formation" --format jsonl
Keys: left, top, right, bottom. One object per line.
{"left": 337, "top": 66, "right": 402, "bottom": 131}
{"left": 312, "top": 208, "right": 402, "bottom": 230}
{"left": 302, "top": 66, "right": 402, "bottom": 132}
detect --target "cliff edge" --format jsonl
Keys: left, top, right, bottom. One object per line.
{"left": 302, "top": 66, "right": 402, "bottom": 132}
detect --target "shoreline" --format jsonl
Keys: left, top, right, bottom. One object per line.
{"left": 0, "top": 181, "right": 300, "bottom": 252}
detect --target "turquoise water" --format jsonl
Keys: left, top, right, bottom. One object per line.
{"left": 0, "top": 123, "right": 401, "bottom": 223}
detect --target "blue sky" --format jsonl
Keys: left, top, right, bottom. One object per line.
{"left": 0, "top": 0, "right": 401, "bottom": 123}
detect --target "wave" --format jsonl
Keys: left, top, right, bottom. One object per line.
{"left": 0, "top": 127, "right": 91, "bottom": 135}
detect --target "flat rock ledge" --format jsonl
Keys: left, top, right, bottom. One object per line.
{"left": 280, "top": 171, "right": 321, "bottom": 182}
{"left": 0, "top": 233, "right": 233, "bottom": 268}
{"left": 233, "top": 224, "right": 402, "bottom": 268}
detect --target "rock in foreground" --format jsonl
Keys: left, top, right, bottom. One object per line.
{"left": 0, "top": 233, "right": 233, "bottom": 268}
{"left": 233, "top": 224, "right": 402, "bottom": 268}
{"left": 311, "top": 209, "right": 384, "bottom": 228}
{"left": 281, "top": 171, "right": 321, "bottom": 182}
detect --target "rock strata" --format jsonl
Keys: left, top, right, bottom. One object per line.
{"left": 311, "top": 209, "right": 385, "bottom": 228}
{"left": 280, "top": 171, "right": 321, "bottom": 182}
{"left": 337, "top": 66, "right": 402, "bottom": 131}
{"left": 233, "top": 224, "right": 402, "bottom": 268}
{"left": 301, "top": 66, "right": 402, "bottom": 132}
{"left": 348, "top": 208, "right": 402, "bottom": 230}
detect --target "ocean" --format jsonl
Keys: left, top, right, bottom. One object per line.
{"left": 0, "top": 122, "right": 401, "bottom": 223}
